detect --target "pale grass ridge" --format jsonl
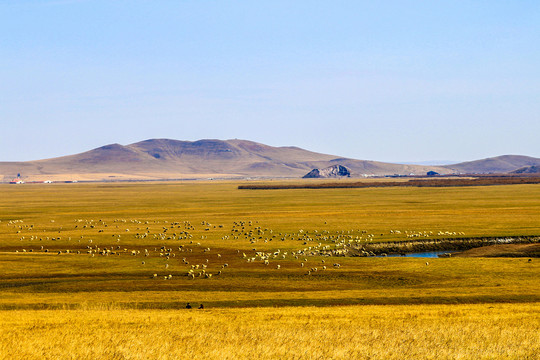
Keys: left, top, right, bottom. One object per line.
{"left": 1, "top": 303, "right": 539, "bottom": 360}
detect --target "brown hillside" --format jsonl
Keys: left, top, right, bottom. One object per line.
{"left": 444, "top": 155, "right": 540, "bottom": 174}
{"left": 511, "top": 165, "right": 540, "bottom": 174}
{"left": 0, "top": 138, "right": 476, "bottom": 182}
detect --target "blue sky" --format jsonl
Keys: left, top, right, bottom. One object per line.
{"left": 1, "top": 1, "right": 539, "bottom": 163}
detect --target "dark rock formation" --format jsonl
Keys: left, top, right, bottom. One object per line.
{"left": 303, "top": 165, "right": 351, "bottom": 178}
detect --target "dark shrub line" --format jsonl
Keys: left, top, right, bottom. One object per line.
{"left": 345, "top": 236, "right": 540, "bottom": 256}
{"left": 238, "top": 177, "right": 540, "bottom": 190}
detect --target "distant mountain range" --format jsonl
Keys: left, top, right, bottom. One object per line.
{"left": 1, "top": 139, "right": 539, "bottom": 182}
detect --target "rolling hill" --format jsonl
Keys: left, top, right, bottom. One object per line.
{"left": 510, "top": 165, "right": 540, "bottom": 174}
{"left": 442, "top": 155, "right": 540, "bottom": 174}
{"left": 0, "top": 139, "right": 449, "bottom": 181}
{"left": 1, "top": 139, "right": 539, "bottom": 182}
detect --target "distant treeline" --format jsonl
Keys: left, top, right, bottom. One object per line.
{"left": 238, "top": 177, "right": 540, "bottom": 190}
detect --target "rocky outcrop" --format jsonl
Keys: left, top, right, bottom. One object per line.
{"left": 303, "top": 165, "right": 351, "bottom": 178}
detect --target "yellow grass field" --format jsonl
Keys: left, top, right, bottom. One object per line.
{"left": 1, "top": 181, "right": 539, "bottom": 358}
{"left": 1, "top": 303, "right": 538, "bottom": 360}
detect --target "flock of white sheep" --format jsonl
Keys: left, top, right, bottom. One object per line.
{"left": 4, "top": 217, "right": 468, "bottom": 280}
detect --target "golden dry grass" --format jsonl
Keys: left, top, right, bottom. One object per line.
{"left": 1, "top": 254, "right": 538, "bottom": 309}
{"left": 2, "top": 181, "right": 540, "bottom": 245}
{"left": 0, "top": 182, "right": 539, "bottom": 309}
{"left": 1, "top": 181, "right": 539, "bottom": 359}
{"left": 1, "top": 303, "right": 538, "bottom": 360}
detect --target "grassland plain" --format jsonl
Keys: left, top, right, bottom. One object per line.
{"left": 0, "top": 181, "right": 539, "bottom": 358}
{"left": 1, "top": 304, "right": 538, "bottom": 360}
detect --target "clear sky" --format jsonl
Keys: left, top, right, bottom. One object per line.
{"left": 1, "top": 1, "right": 539, "bottom": 163}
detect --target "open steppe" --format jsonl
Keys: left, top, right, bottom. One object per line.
{"left": 2, "top": 304, "right": 538, "bottom": 359}
{"left": 1, "top": 180, "right": 539, "bottom": 359}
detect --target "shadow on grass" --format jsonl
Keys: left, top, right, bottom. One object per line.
{"left": 1, "top": 294, "right": 538, "bottom": 310}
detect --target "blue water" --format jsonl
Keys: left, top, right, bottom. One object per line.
{"left": 377, "top": 251, "right": 457, "bottom": 258}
